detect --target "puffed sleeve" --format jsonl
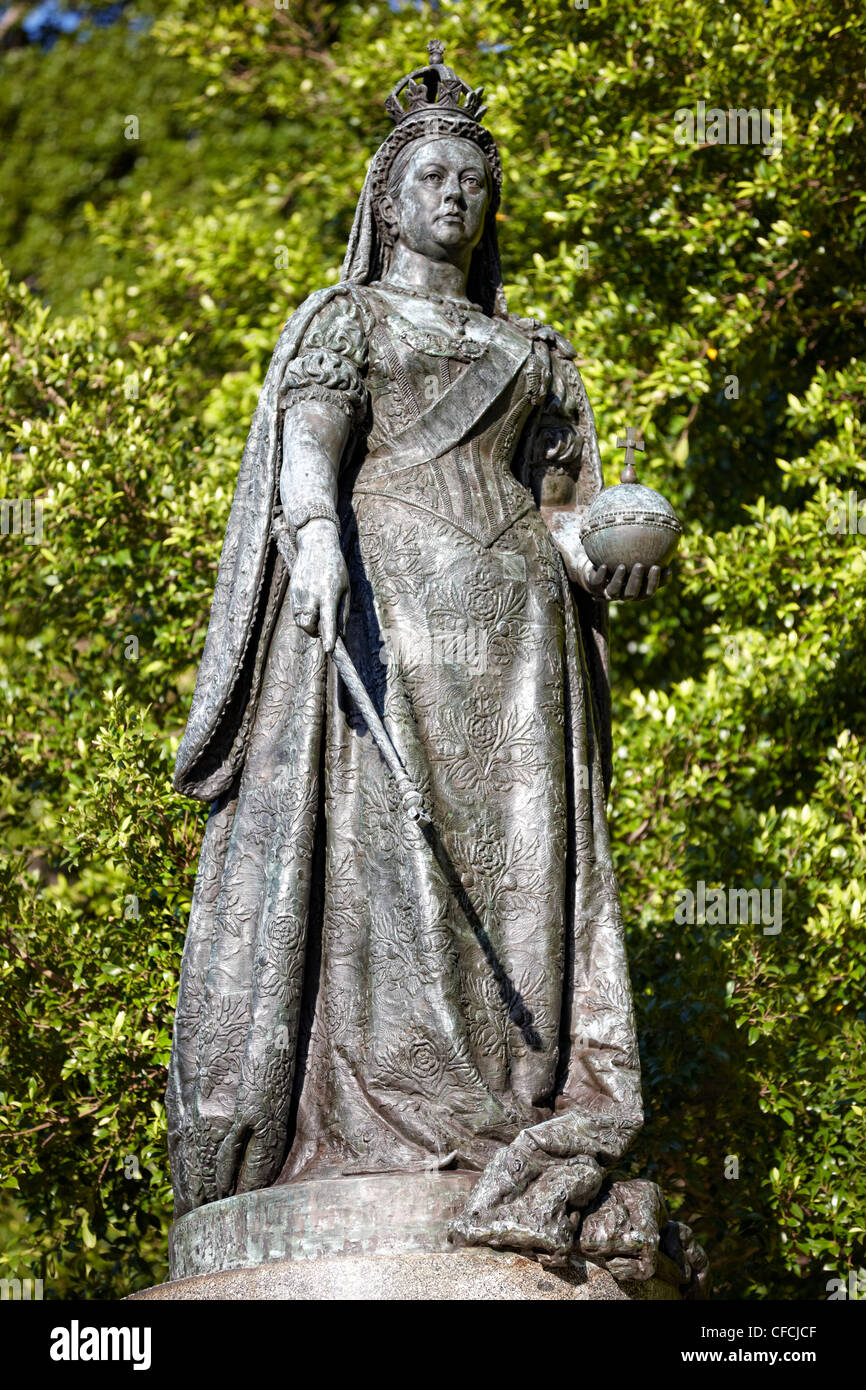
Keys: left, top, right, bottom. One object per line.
{"left": 279, "top": 288, "right": 369, "bottom": 425}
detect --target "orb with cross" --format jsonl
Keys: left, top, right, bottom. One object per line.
{"left": 579, "top": 426, "right": 683, "bottom": 573}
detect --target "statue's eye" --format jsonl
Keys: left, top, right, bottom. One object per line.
{"left": 424, "top": 171, "right": 442, "bottom": 183}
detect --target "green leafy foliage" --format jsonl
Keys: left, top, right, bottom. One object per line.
{"left": 0, "top": 0, "right": 864, "bottom": 1298}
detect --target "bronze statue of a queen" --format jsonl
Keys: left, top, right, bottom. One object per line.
{"left": 166, "top": 42, "right": 667, "bottom": 1262}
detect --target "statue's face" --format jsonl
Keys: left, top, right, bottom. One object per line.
{"left": 388, "top": 136, "right": 489, "bottom": 263}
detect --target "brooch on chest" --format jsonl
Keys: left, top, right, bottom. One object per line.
{"left": 394, "top": 320, "right": 490, "bottom": 362}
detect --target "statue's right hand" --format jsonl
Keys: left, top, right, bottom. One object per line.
{"left": 289, "top": 518, "right": 349, "bottom": 653}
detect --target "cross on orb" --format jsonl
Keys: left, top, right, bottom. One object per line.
{"left": 615, "top": 426, "right": 645, "bottom": 483}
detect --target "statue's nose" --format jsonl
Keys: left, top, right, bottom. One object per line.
{"left": 442, "top": 176, "right": 466, "bottom": 208}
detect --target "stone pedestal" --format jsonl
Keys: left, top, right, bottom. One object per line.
{"left": 129, "top": 1172, "right": 678, "bottom": 1302}
{"left": 131, "top": 1247, "right": 678, "bottom": 1301}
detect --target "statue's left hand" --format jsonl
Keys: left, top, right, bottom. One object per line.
{"left": 580, "top": 559, "right": 672, "bottom": 602}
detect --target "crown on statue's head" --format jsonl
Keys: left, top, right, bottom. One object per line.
{"left": 384, "top": 40, "right": 488, "bottom": 126}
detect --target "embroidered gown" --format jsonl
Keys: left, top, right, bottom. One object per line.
{"left": 166, "top": 281, "right": 643, "bottom": 1219}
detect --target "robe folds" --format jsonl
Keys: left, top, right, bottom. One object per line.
{"left": 166, "top": 281, "right": 643, "bottom": 1221}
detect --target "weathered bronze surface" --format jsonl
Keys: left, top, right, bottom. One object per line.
{"left": 166, "top": 41, "right": 706, "bottom": 1298}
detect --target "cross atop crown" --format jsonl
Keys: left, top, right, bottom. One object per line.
{"left": 384, "top": 39, "right": 488, "bottom": 125}
{"left": 616, "top": 426, "right": 645, "bottom": 483}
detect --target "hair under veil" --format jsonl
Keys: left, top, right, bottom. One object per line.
{"left": 340, "top": 112, "right": 509, "bottom": 318}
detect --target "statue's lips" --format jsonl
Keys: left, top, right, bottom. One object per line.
{"left": 436, "top": 212, "right": 465, "bottom": 226}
